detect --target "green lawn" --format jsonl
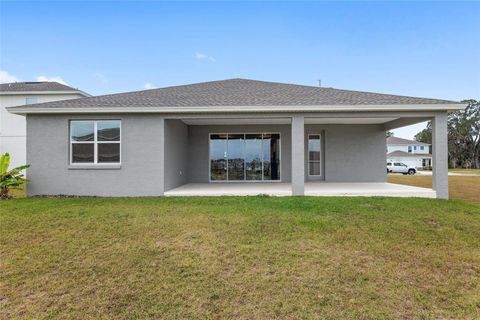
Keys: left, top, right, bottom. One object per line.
{"left": 388, "top": 175, "right": 480, "bottom": 205}
{"left": 1, "top": 197, "right": 480, "bottom": 319}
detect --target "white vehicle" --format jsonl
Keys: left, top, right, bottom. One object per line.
{"left": 387, "top": 162, "right": 416, "bottom": 175}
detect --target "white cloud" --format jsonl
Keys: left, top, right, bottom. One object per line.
{"left": 36, "top": 75, "right": 68, "bottom": 85}
{"left": 195, "top": 52, "right": 216, "bottom": 62}
{"left": 0, "top": 70, "right": 20, "bottom": 83}
{"left": 144, "top": 82, "right": 156, "bottom": 89}
{"left": 92, "top": 72, "right": 108, "bottom": 84}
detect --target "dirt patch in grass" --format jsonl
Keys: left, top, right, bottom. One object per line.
{"left": 1, "top": 197, "right": 479, "bottom": 319}
{"left": 388, "top": 175, "right": 480, "bottom": 204}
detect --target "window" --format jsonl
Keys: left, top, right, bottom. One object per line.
{"left": 25, "top": 97, "right": 38, "bottom": 104}
{"left": 414, "top": 146, "right": 417, "bottom": 151}
{"left": 70, "top": 120, "right": 121, "bottom": 164}
{"left": 209, "top": 133, "right": 280, "bottom": 181}
{"left": 420, "top": 146, "right": 425, "bottom": 151}
{"left": 408, "top": 146, "right": 412, "bottom": 153}
{"left": 308, "top": 134, "right": 321, "bottom": 176}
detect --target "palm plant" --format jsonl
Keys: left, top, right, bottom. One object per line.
{"left": 0, "top": 153, "right": 29, "bottom": 199}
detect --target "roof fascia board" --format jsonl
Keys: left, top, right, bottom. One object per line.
{"left": 0, "top": 90, "right": 91, "bottom": 97}
{"left": 6, "top": 103, "right": 467, "bottom": 115}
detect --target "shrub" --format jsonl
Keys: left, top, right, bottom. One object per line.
{"left": 0, "top": 153, "right": 29, "bottom": 199}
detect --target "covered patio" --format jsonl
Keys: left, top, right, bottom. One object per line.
{"left": 163, "top": 111, "right": 447, "bottom": 199}
{"left": 164, "top": 182, "right": 436, "bottom": 198}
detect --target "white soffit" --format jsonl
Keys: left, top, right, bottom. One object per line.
{"left": 305, "top": 117, "right": 398, "bottom": 124}
{"left": 181, "top": 118, "right": 291, "bottom": 125}
{"left": 181, "top": 117, "right": 398, "bottom": 125}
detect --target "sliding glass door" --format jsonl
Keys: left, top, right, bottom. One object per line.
{"left": 245, "top": 134, "right": 263, "bottom": 180}
{"left": 210, "top": 133, "right": 280, "bottom": 181}
{"left": 227, "top": 134, "right": 245, "bottom": 180}
{"left": 262, "top": 133, "right": 280, "bottom": 180}
{"left": 210, "top": 134, "right": 227, "bottom": 181}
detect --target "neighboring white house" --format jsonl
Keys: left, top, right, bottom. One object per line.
{"left": 387, "top": 136, "right": 432, "bottom": 169}
{"left": 0, "top": 82, "right": 89, "bottom": 169}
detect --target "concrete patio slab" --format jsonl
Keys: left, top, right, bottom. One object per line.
{"left": 305, "top": 182, "right": 436, "bottom": 198}
{"left": 164, "top": 183, "right": 292, "bottom": 196}
{"left": 164, "top": 182, "right": 436, "bottom": 198}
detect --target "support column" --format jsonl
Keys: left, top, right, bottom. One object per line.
{"left": 432, "top": 113, "right": 448, "bottom": 199}
{"left": 291, "top": 115, "right": 305, "bottom": 195}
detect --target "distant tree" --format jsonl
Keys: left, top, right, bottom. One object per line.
{"left": 449, "top": 99, "right": 480, "bottom": 168}
{"left": 386, "top": 131, "right": 394, "bottom": 138}
{"left": 415, "top": 122, "right": 432, "bottom": 144}
{"left": 414, "top": 122, "right": 432, "bottom": 154}
{"left": 414, "top": 99, "right": 480, "bottom": 168}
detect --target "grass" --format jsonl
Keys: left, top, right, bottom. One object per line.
{"left": 388, "top": 175, "right": 480, "bottom": 204}
{"left": 449, "top": 169, "right": 480, "bottom": 175}
{"left": 8, "top": 187, "right": 26, "bottom": 198}
{"left": 1, "top": 197, "right": 480, "bottom": 319}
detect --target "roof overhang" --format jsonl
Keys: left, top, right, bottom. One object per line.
{"left": 6, "top": 103, "right": 467, "bottom": 115}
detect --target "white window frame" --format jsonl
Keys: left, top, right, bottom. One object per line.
{"left": 308, "top": 134, "right": 322, "bottom": 177}
{"left": 208, "top": 132, "right": 281, "bottom": 183}
{"left": 69, "top": 120, "right": 121, "bottom": 165}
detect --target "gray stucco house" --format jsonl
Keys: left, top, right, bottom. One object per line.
{"left": 7, "top": 79, "right": 465, "bottom": 199}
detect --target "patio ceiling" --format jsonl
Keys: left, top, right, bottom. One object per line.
{"left": 181, "top": 117, "right": 400, "bottom": 125}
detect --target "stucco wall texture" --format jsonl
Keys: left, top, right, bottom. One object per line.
{"left": 26, "top": 115, "right": 386, "bottom": 196}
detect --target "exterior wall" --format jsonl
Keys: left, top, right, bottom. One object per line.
{"left": 26, "top": 114, "right": 164, "bottom": 197}
{"left": 321, "top": 124, "right": 386, "bottom": 182}
{"left": 187, "top": 123, "right": 386, "bottom": 184}
{"left": 164, "top": 119, "right": 188, "bottom": 191}
{"left": 25, "top": 115, "right": 402, "bottom": 196}
{"left": 0, "top": 136, "right": 25, "bottom": 169}
{"left": 187, "top": 124, "right": 292, "bottom": 183}
{"left": 0, "top": 93, "right": 84, "bottom": 169}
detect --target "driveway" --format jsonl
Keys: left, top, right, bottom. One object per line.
{"left": 416, "top": 171, "right": 480, "bottom": 177}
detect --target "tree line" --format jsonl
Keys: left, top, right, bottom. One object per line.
{"left": 414, "top": 99, "right": 480, "bottom": 169}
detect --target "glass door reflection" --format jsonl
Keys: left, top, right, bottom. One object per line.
{"left": 210, "top": 134, "right": 227, "bottom": 180}
{"left": 245, "top": 134, "right": 263, "bottom": 180}
{"left": 209, "top": 133, "right": 280, "bottom": 181}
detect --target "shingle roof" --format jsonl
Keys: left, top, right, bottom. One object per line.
{"left": 7, "top": 78, "right": 459, "bottom": 110}
{"left": 387, "top": 151, "right": 432, "bottom": 158}
{"left": 387, "top": 136, "right": 430, "bottom": 145}
{"left": 0, "top": 81, "right": 83, "bottom": 93}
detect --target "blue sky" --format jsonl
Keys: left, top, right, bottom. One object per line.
{"left": 1, "top": 1, "right": 479, "bottom": 138}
